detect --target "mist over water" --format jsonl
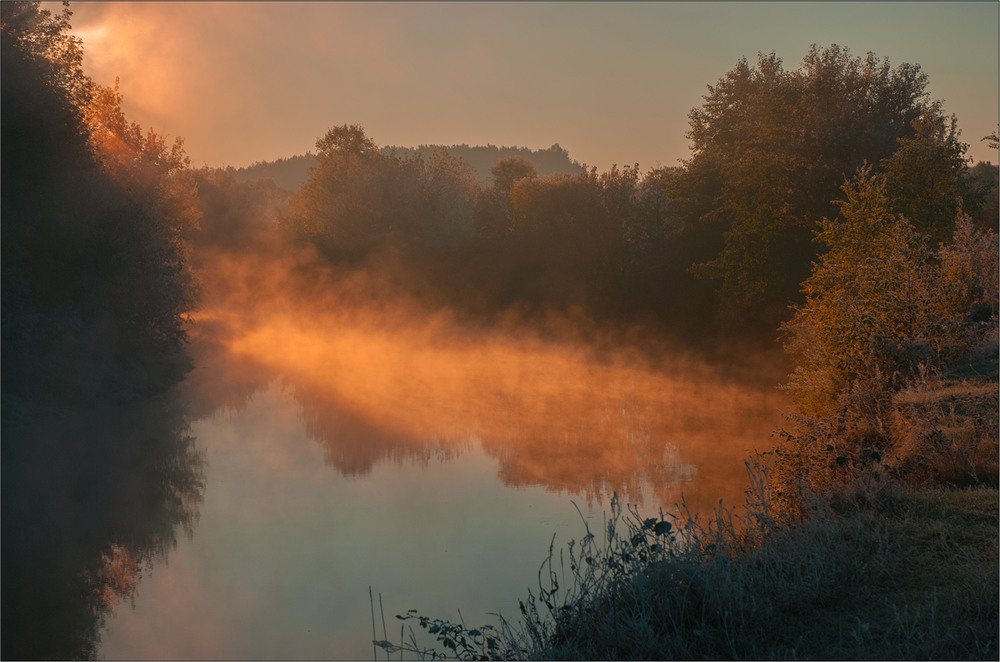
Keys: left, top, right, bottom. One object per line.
{"left": 191, "top": 243, "right": 789, "bottom": 510}
{"left": 91, "top": 240, "right": 790, "bottom": 659}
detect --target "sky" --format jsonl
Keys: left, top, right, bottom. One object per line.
{"left": 58, "top": 1, "right": 999, "bottom": 172}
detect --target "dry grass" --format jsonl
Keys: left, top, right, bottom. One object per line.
{"left": 375, "top": 360, "right": 999, "bottom": 661}
{"left": 376, "top": 478, "right": 998, "bottom": 660}
{"left": 892, "top": 375, "right": 999, "bottom": 486}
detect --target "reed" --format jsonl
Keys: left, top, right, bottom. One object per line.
{"left": 374, "top": 467, "right": 997, "bottom": 660}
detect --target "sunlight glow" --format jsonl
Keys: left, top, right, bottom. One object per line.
{"left": 189, "top": 248, "right": 786, "bottom": 511}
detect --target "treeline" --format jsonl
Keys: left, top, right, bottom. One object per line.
{"left": 6, "top": 1, "right": 995, "bottom": 394}
{"left": 228, "top": 143, "right": 582, "bottom": 192}
{"left": 385, "top": 142, "right": 583, "bottom": 183}
{"left": 270, "top": 46, "right": 996, "bottom": 342}
{"left": 2, "top": 1, "right": 195, "bottom": 403}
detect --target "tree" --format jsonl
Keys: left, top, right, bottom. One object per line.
{"left": 2, "top": 0, "right": 195, "bottom": 401}
{"left": 678, "top": 45, "right": 937, "bottom": 323}
{"left": 3, "top": 4, "right": 204, "bottom": 659}
{"left": 285, "top": 125, "right": 481, "bottom": 261}
{"left": 490, "top": 155, "right": 538, "bottom": 194}
{"left": 983, "top": 126, "right": 999, "bottom": 152}
{"left": 882, "top": 111, "right": 969, "bottom": 244}
{"left": 472, "top": 156, "right": 537, "bottom": 239}
{"left": 0, "top": 0, "right": 90, "bottom": 103}
{"left": 782, "top": 167, "right": 997, "bottom": 418}
{"left": 418, "top": 149, "right": 478, "bottom": 248}
{"left": 285, "top": 124, "right": 416, "bottom": 260}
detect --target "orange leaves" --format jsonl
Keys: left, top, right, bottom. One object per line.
{"left": 83, "top": 79, "right": 189, "bottom": 182}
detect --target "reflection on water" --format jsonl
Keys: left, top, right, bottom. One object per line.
{"left": 1, "top": 389, "right": 204, "bottom": 660}
{"left": 194, "top": 299, "right": 784, "bottom": 512}
{"left": 90, "top": 276, "right": 787, "bottom": 659}
{"left": 98, "top": 386, "right": 624, "bottom": 659}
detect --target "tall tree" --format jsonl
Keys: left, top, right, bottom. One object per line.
{"left": 677, "top": 45, "right": 936, "bottom": 323}
{"left": 2, "top": 0, "right": 194, "bottom": 401}
{"left": 285, "top": 124, "right": 421, "bottom": 260}
{"left": 882, "top": 110, "right": 970, "bottom": 245}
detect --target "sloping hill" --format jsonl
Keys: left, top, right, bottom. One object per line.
{"left": 229, "top": 143, "right": 584, "bottom": 192}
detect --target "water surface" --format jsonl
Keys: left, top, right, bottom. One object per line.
{"left": 95, "top": 301, "right": 786, "bottom": 659}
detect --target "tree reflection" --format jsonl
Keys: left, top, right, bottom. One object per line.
{"left": 1, "top": 389, "right": 204, "bottom": 660}
{"left": 192, "top": 301, "right": 784, "bottom": 514}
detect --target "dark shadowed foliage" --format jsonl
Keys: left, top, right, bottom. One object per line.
{"left": 2, "top": 1, "right": 194, "bottom": 403}
{"left": 2, "top": 3, "right": 204, "bottom": 658}
{"left": 676, "top": 45, "right": 989, "bottom": 327}
{"left": 1, "top": 390, "right": 204, "bottom": 660}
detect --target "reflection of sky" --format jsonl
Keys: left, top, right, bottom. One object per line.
{"left": 97, "top": 385, "right": 617, "bottom": 660}
{"left": 99, "top": 266, "right": 787, "bottom": 658}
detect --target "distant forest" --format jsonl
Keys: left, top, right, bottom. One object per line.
{"left": 229, "top": 143, "right": 584, "bottom": 192}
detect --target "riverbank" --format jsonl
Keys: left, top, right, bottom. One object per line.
{"left": 377, "top": 358, "right": 999, "bottom": 660}
{"left": 523, "top": 483, "right": 998, "bottom": 660}
{"left": 522, "top": 339, "right": 1000, "bottom": 660}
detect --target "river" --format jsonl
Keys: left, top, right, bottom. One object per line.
{"left": 87, "top": 289, "right": 787, "bottom": 659}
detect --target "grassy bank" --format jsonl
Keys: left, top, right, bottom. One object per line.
{"left": 376, "top": 359, "right": 998, "bottom": 660}
{"left": 521, "top": 484, "right": 998, "bottom": 660}
{"left": 379, "top": 483, "right": 997, "bottom": 660}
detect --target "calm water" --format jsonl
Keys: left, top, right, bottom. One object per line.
{"left": 86, "top": 302, "right": 786, "bottom": 660}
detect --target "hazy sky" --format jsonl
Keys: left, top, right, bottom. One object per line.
{"left": 60, "top": 1, "right": 998, "bottom": 171}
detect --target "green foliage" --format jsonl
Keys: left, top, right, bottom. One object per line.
{"left": 680, "top": 44, "right": 940, "bottom": 322}
{"left": 782, "top": 168, "right": 998, "bottom": 420}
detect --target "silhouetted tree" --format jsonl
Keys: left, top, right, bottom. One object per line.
{"left": 2, "top": 4, "right": 205, "bottom": 659}
{"left": 284, "top": 124, "right": 425, "bottom": 261}
{"left": 2, "top": 0, "right": 195, "bottom": 400}
{"left": 678, "top": 45, "right": 938, "bottom": 324}
{"left": 882, "top": 111, "right": 970, "bottom": 245}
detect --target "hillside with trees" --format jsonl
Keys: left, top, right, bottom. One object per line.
{"left": 228, "top": 143, "right": 583, "bottom": 193}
